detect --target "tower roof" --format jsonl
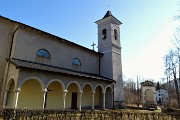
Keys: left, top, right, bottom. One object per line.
{"left": 95, "top": 10, "right": 122, "bottom": 25}
{"left": 103, "top": 10, "right": 112, "bottom": 19}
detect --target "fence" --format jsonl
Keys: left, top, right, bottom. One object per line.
{"left": 0, "top": 108, "right": 180, "bottom": 120}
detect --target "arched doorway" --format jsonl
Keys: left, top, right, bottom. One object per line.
{"left": 82, "top": 84, "right": 93, "bottom": 109}
{"left": 94, "top": 85, "right": 103, "bottom": 108}
{"left": 145, "top": 89, "right": 154, "bottom": 103}
{"left": 66, "top": 82, "right": 80, "bottom": 109}
{"left": 105, "top": 87, "right": 112, "bottom": 109}
{"left": 46, "top": 81, "right": 63, "bottom": 109}
{"left": 6, "top": 79, "right": 15, "bottom": 107}
{"left": 17, "top": 79, "right": 43, "bottom": 108}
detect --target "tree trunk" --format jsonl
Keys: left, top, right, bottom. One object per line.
{"left": 173, "top": 69, "right": 180, "bottom": 108}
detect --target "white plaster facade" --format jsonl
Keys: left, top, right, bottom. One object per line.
{"left": 0, "top": 11, "right": 124, "bottom": 110}
{"left": 156, "top": 89, "right": 169, "bottom": 105}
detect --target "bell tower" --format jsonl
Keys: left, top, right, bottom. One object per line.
{"left": 95, "top": 11, "right": 124, "bottom": 108}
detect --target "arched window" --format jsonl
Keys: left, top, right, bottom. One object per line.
{"left": 36, "top": 49, "right": 50, "bottom": 58}
{"left": 114, "top": 29, "right": 117, "bottom": 40}
{"left": 102, "top": 29, "right": 107, "bottom": 40}
{"left": 72, "top": 58, "right": 81, "bottom": 66}
{"left": 36, "top": 49, "right": 50, "bottom": 63}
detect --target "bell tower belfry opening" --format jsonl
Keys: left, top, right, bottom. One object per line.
{"left": 95, "top": 11, "right": 124, "bottom": 108}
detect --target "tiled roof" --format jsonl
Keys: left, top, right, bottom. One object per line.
{"left": 7, "top": 58, "right": 114, "bottom": 82}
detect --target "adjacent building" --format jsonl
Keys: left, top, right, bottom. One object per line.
{"left": 156, "top": 88, "right": 169, "bottom": 105}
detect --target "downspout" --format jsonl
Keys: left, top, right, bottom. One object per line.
{"left": 99, "top": 55, "right": 101, "bottom": 75}
{"left": 98, "top": 53, "right": 103, "bottom": 75}
{"left": 9, "top": 24, "right": 19, "bottom": 58}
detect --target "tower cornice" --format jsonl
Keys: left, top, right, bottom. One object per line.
{"left": 97, "top": 43, "right": 121, "bottom": 49}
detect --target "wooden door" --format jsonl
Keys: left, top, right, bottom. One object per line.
{"left": 71, "top": 92, "right": 77, "bottom": 109}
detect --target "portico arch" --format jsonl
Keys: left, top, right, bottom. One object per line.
{"left": 105, "top": 86, "right": 113, "bottom": 109}
{"left": 6, "top": 78, "right": 15, "bottom": 107}
{"left": 66, "top": 81, "right": 81, "bottom": 92}
{"left": 82, "top": 83, "right": 93, "bottom": 109}
{"left": 18, "top": 76, "right": 45, "bottom": 91}
{"left": 17, "top": 79, "right": 43, "bottom": 108}
{"left": 94, "top": 84, "right": 104, "bottom": 108}
{"left": 46, "top": 79, "right": 65, "bottom": 91}
{"left": 45, "top": 81, "right": 64, "bottom": 109}
{"left": 5, "top": 76, "right": 16, "bottom": 90}
{"left": 66, "top": 81, "right": 81, "bottom": 109}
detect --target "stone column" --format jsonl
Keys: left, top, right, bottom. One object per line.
{"left": 3, "top": 90, "right": 9, "bottom": 107}
{"left": 92, "top": 91, "right": 95, "bottom": 109}
{"left": 63, "top": 90, "right": 68, "bottom": 109}
{"left": 103, "top": 92, "right": 106, "bottom": 109}
{"left": 42, "top": 89, "right": 47, "bottom": 109}
{"left": 79, "top": 91, "right": 83, "bottom": 111}
{"left": 14, "top": 89, "right": 21, "bottom": 108}
{"left": 111, "top": 92, "right": 114, "bottom": 109}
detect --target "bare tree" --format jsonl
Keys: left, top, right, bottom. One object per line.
{"left": 123, "top": 79, "right": 138, "bottom": 106}
{"left": 174, "top": 35, "right": 180, "bottom": 91}
{"left": 164, "top": 50, "right": 180, "bottom": 108}
{"left": 123, "top": 77, "right": 144, "bottom": 107}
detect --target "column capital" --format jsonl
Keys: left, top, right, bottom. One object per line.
{"left": 43, "top": 89, "right": 48, "bottom": 93}
{"left": 79, "top": 91, "right": 83, "bottom": 94}
{"left": 64, "top": 90, "right": 68, "bottom": 93}
{"left": 15, "top": 88, "right": 21, "bottom": 93}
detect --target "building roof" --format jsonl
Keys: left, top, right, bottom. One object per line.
{"left": 0, "top": 15, "right": 103, "bottom": 57}
{"left": 95, "top": 11, "right": 122, "bottom": 25}
{"left": 141, "top": 80, "right": 155, "bottom": 86}
{"left": 103, "top": 11, "right": 112, "bottom": 19}
{"left": 7, "top": 58, "right": 114, "bottom": 82}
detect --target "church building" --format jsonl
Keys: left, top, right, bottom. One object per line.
{"left": 0, "top": 11, "right": 124, "bottom": 110}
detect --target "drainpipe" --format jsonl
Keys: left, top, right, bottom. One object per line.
{"left": 98, "top": 53, "right": 103, "bottom": 75}
{"left": 99, "top": 55, "right": 101, "bottom": 75}
{"left": 9, "top": 24, "right": 19, "bottom": 58}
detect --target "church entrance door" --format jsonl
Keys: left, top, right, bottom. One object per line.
{"left": 71, "top": 92, "right": 77, "bottom": 109}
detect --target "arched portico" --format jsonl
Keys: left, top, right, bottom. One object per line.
{"left": 105, "top": 86, "right": 113, "bottom": 109}
{"left": 17, "top": 79, "right": 43, "bottom": 108}
{"left": 45, "top": 81, "right": 63, "bottom": 109}
{"left": 5, "top": 78, "right": 15, "bottom": 107}
{"left": 82, "top": 83, "right": 93, "bottom": 109}
{"left": 66, "top": 81, "right": 81, "bottom": 109}
{"left": 94, "top": 85, "right": 104, "bottom": 109}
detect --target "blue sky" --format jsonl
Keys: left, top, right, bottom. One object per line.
{"left": 0, "top": 0, "right": 179, "bottom": 82}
